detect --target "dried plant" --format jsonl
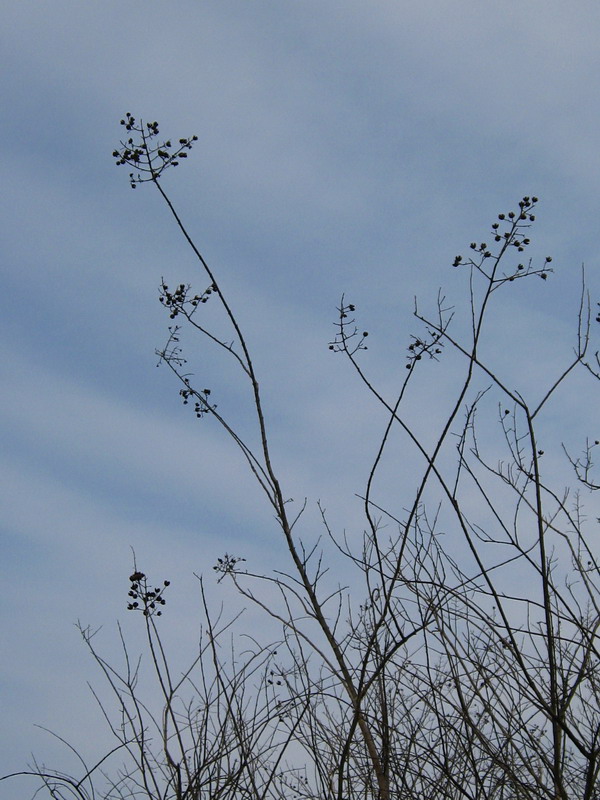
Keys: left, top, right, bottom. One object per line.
{"left": 4, "top": 116, "right": 599, "bottom": 800}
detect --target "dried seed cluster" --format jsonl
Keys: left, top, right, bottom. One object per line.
{"left": 406, "top": 331, "right": 444, "bottom": 369}
{"left": 452, "top": 197, "right": 553, "bottom": 284}
{"left": 328, "top": 301, "right": 369, "bottom": 355}
{"left": 127, "top": 571, "right": 170, "bottom": 617}
{"left": 159, "top": 280, "right": 218, "bottom": 320}
{"left": 113, "top": 113, "right": 198, "bottom": 187}
{"left": 213, "top": 553, "right": 247, "bottom": 582}
{"left": 155, "top": 279, "right": 221, "bottom": 419}
{"left": 179, "top": 381, "right": 215, "bottom": 419}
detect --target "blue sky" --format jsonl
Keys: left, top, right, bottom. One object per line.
{"left": 2, "top": 1, "right": 600, "bottom": 794}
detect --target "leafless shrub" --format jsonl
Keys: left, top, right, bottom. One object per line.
{"left": 4, "top": 117, "right": 599, "bottom": 800}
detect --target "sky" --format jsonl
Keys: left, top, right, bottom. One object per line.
{"left": 1, "top": 1, "right": 600, "bottom": 795}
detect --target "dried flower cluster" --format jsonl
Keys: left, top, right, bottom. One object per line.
{"left": 328, "top": 299, "right": 369, "bottom": 355}
{"left": 113, "top": 112, "right": 198, "bottom": 187}
{"left": 452, "top": 196, "right": 553, "bottom": 283}
{"left": 156, "top": 278, "right": 221, "bottom": 422}
{"left": 179, "top": 381, "right": 215, "bottom": 419}
{"left": 159, "top": 280, "right": 218, "bottom": 320}
{"left": 127, "top": 571, "right": 170, "bottom": 617}
{"left": 405, "top": 330, "right": 444, "bottom": 369}
{"left": 212, "top": 553, "right": 247, "bottom": 582}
